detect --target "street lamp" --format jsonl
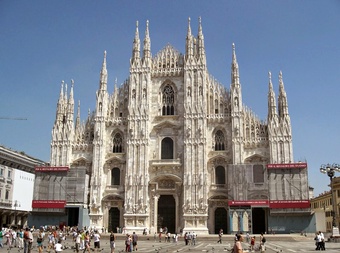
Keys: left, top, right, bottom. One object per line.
{"left": 320, "top": 163, "right": 340, "bottom": 229}
{"left": 13, "top": 200, "right": 20, "bottom": 226}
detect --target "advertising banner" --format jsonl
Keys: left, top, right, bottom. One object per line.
{"left": 32, "top": 200, "right": 66, "bottom": 208}
{"left": 269, "top": 200, "right": 310, "bottom": 209}
{"left": 35, "top": 166, "right": 69, "bottom": 172}
{"left": 266, "top": 163, "right": 307, "bottom": 169}
{"left": 228, "top": 200, "right": 269, "bottom": 207}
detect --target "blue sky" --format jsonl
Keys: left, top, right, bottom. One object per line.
{"left": 0, "top": 0, "right": 339, "bottom": 196}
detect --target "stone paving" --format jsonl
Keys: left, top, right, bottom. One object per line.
{"left": 1, "top": 234, "right": 340, "bottom": 253}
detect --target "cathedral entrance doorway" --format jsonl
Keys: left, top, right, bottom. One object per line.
{"left": 157, "top": 195, "right": 176, "bottom": 233}
{"left": 252, "top": 208, "right": 266, "bottom": 234}
{"left": 214, "top": 207, "right": 228, "bottom": 234}
{"left": 108, "top": 207, "right": 120, "bottom": 233}
{"left": 67, "top": 207, "right": 79, "bottom": 227}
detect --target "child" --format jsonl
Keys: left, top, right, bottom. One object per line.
{"left": 250, "top": 236, "right": 255, "bottom": 251}
{"left": 54, "top": 240, "right": 63, "bottom": 252}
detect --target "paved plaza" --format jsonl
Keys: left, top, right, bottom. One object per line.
{"left": 1, "top": 235, "right": 340, "bottom": 253}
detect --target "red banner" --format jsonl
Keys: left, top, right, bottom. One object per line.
{"left": 32, "top": 200, "right": 66, "bottom": 208}
{"left": 266, "top": 163, "right": 307, "bottom": 169}
{"left": 35, "top": 166, "right": 69, "bottom": 172}
{"left": 228, "top": 200, "right": 269, "bottom": 207}
{"left": 269, "top": 200, "right": 310, "bottom": 209}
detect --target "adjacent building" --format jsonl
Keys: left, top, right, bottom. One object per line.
{"left": 31, "top": 18, "right": 312, "bottom": 234}
{"left": 311, "top": 177, "right": 340, "bottom": 233}
{"left": 0, "top": 145, "right": 45, "bottom": 228}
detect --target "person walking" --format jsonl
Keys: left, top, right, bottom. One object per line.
{"left": 250, "top": 236, "right": 255, "bottom": 252}
{"left": 319, "top": 231, "right": 325, "bottom": 250}
{"left": 217, "top": 229, "right": 223, "bottom": 243}
{"left": 315, "top": 232, "right": 322, "bottom": 250}
{"left": 75, "top": 231, "right": 81, "bottom": 253}
{"left": 0, "top": 229, "right": 3, "bottom": 248}
{"left": 125, "top": 234, "right": 132, "bottom": 252}
{"left": 54, "top": 240, "right": 63, "bottom": 252}
{"left": 132, "top": 232, "right": 138, "bottom": 251}
{"left": 37, "top": 230, "right": 43, "bottom": 253}
{"left": 109, "top": 231, "right": 116, "bottom": 253}
{"left": 192, "top": 231, "right": 197, "bottom": 245}
{"left": 93, "top": 230, "right": 101, "bottom": 253}
{"left": 11, "top": 229, "right": 17, "bottom": 248}
{"left": 23, "top": 227, "right": 33, "bottom": 253}
{"left": 233, "top": 234, "right": 244, "bottom": 253}
{"left": 5, "top": 229, "right": 12, "bottom": 249}
{"left": 17, "top": 229, "right": 24, "bottom": 249}
{"left": 83, "top": 231, "right": 91, "bottom": 253}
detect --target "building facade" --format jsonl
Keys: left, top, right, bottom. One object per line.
{"left": 32, "top": 18, "right": 312, "bottom": 234}
{"left": 0, "top": 145, "right": 44, "bottom": 228}
{"left": 311, "top": 177, "right": 340, "bottom": 233}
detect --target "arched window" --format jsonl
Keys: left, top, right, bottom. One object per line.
{"left": 111, "top": 167, "right": 120, "bottom": 186}
{"left": 215, "top": 130, "right": 225, "bottom": 150}
{"left": 113, "top": 133, "right": 123, "bottom": 153}
{"left": 161, "top": 137, "right": 174, "bottom": 159}
{"left": 162, "top": 85, "right": 175, "bottom": 115}
{"left": 215, "top": 166, "right": 225, "bottom": 184}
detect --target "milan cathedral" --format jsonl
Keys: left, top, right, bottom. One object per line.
{"left": 40, "top": 18, "right": 310, "bottom": 234}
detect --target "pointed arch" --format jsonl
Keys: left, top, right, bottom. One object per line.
{"left": 161, "top": 82, "right": 176, "bottom": 115}
{"left": 214, "top": 130, "right": 226, "bottom": 151}
{"left": 112, "top": 132, "right": 124, "bottom": 153}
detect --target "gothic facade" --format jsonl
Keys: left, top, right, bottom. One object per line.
{"left": 41, "top": 18, "right": 311, "bottom": 234}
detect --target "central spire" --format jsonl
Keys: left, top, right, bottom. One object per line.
{"left": 99, "top": 51, "right": 107, "bottom": 90}
{"left": 231, "top": 43, "right": 240, "bottom": 86}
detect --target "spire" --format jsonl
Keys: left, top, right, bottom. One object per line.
{"left": 64, "top": 82, "right": 68, "bottom": 101}
{"left": 197, "top": 16, "right": 205, "bottom": 61}
{"left": 131, "top": 20, "right": 140, "bottom": 65}
{"left": 278, "top": 71, "right": 289, "bottom": 118}
{"left": 185, "top": 17, "right": 194, "bottom": 59}
{"left": 143, "top": 20, "right": 151, "bottom": 63}
{"left": 75, "top": 100, "right": 81, "bottom": 132}
{"left": 56, "top": 80, "right": 65, "bottom": 123}
{"left": 267, "top": 72, "right": 278, "bottom": 121}
{"left": 69, "top": 79, "right": 74, "bottom": 101}
{"left": 231, "top": 43, "right": 240, "bottom": 86}
{"left": 99, "top": 51, "right": 108, "bottom": 90}
{"left": 59, "top": 80, "right": 64, "bottom": 103}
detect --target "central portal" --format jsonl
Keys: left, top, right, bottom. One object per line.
{"left": 158, "top": 195, "right": 176, "bottom": 233}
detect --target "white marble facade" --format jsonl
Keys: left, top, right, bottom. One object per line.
{"left": 49, "top": 18, "right": 303, "bottom": 234}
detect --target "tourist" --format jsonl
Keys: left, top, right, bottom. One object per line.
{"left": 233, "top": 234, "right": 244, "bottom": 253}
{"left": 132, "top": 231, "right": 138, "bottom": 251}
{"left": 75, "top": 231, "right": 81, "bottom": 253}
{"left": 93, "top": 230, "right": 101, "bottom": 253}
{"left": 109, "top": 231, "right": 116, "bottom": 253}
{"left": 217, "top": 229, "right": 223, "bottom": 243}
{"left": 37, "top": 230, "right": 43, "bottom": 253}
{"left": 54, "top": 239, "right": 63, "bottom": 252}
{"left": 83, "top": 231, "right": 91, "bottom": 253}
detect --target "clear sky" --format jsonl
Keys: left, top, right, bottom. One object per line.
{"left": 0, "top": 0, "right": 339, "bottom": 196}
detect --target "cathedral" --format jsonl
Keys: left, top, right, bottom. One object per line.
{"left": 31, "top": 18, "right": 312, "bottom": 234}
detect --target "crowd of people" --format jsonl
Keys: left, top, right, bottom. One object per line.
{"left": 0, "top": 225, "right": 330, "bottom": 253}
{"left": 0, "top": 226, "right": 116, "bottom": 253}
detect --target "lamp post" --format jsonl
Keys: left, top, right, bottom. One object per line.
{"left": 320, "top": 163, "right": 340, "bottom": 229}
{"left": 13, "top": 200, "right": 20, "bottom": 226}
